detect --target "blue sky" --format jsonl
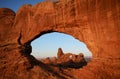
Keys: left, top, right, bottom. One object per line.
{"left": 0, "top": 0, "right": 92, "bottom": 58}
{"left": 0, "top": 0, "right": 44, "bottom": 12}
{"left": 31, "top": 32, "right": 92, "bottom": 58}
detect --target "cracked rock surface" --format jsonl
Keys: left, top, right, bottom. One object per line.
{"left": 0, "top": 0, "right": 120, "bottom": 79}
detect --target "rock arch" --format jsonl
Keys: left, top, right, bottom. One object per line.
{"left": 0, "top": 0, "right": 120, "bottom": 79}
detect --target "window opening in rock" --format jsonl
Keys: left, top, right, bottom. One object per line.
{"left": 31, "top": 32, "right": 92, "bottom": 68}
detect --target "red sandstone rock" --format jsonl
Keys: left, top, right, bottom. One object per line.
{"left": 0, "top": 0, "right": 120, "bottom": 79}
{"left": 50, "top": 57, "right": 57, "bottom": 64}
{"left": 56, "top": 48, "right": 87, "bottom": 68}
{"left": 40, "top": 48, "right": 87, "bottom": 68}
{"left": 57, "top": 48, "right": 64, "bottom": 58}
{"left": 41, "top": 57, "right": 51, "bottom": 64}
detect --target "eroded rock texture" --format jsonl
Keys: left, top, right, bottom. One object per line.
{"left": 0, "top": 0, "right": 120, "bottom": 79}
{"left": 41, "top": 48, "right": 87, "bottom": 68}
{"left": 57, "top": 48, "right": 64, "bottom": 59}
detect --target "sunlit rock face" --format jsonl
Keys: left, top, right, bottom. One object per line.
{"left": 41, "top": 48, "right": 87, "bottom": 68}
{"left": 0, "top": 0, "right": 120, "bottom": 79}
{"left": 57, "top": 48, "right": 64, "bottom": 59}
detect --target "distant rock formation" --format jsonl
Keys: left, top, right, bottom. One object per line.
{"left": 57, "top": 48, "right": 64, "bottom": 58}
{"left": 41, "top": 57, "right": 51, "bottom": 64}
{"left": 57, "top": 48, "right": 87, "bottom": 68}
{"left": 41, "top": 48, "right": 87, "bottom": 68}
